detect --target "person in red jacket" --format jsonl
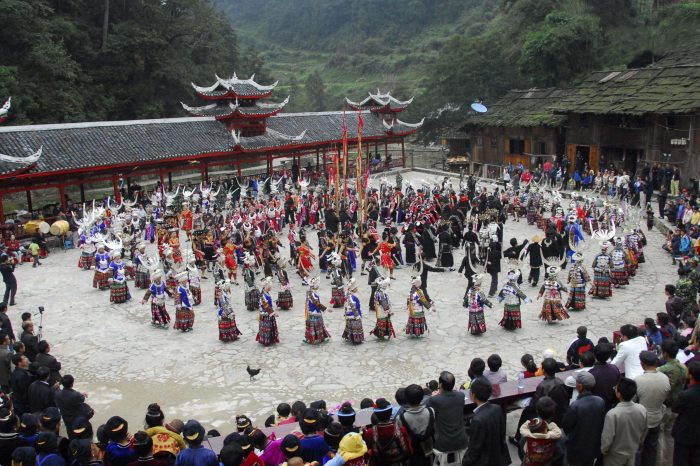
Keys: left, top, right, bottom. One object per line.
{"left": 363, "top": 398, "right": 412, "bottom": 466}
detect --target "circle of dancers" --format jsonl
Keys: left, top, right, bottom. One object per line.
{"left": 70, "top": 170, "right": 648, "bottom": 345}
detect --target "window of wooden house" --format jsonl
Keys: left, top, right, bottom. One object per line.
{"left": 537, "top": 141, "right": 547, "bottom": 155}
{"left": 475, "top": 136, "right": 483, "bottom": 147}
{"left": 509, "top": 138, "right": 525, "bottom": 154}
{"left": 491, "top": 138, "right": 497, "bottom": 149}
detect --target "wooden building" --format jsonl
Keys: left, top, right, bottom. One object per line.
{"left": 549, "top": 50, "right": 700, "bottom": 177}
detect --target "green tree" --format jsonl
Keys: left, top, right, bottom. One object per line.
{"left": 304, "top": 71, "right": 326, "bottom": 111}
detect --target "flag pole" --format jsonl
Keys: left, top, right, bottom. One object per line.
{"left": 342, "top": 111, "right": 349, "bottom": 200}
{"left": 356, "top": 111, "right": 364, "bottom": 238}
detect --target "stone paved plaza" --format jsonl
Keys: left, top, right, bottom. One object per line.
{"left": 10, "top": 172, "right": 675, "bottom": 432}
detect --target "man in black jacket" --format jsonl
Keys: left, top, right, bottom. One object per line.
{"left": 0, "top": 304, "right": 15, "bottom": 342}
{"left": 463, "top": 378, "right": 510, "bottom": 466}
{"left": 672, "top": 360, "right": 700, "bottom": 466}
{"left": 486, "top": 239, "right": 502, "bottom": 297}
{"left": 0, "top": 254, "right": 17, "bottom": 307}
{"left": 35, "top": 340, "right": 62, "bottom": 386}
{"left": 523, "top": 235, "right": 544, "bottom": 286}
{"left": 54, "top": 375, "right": 91, "bottom": 431}
{"left": 10, "top": 354, "right": 32, "bottom": 416}
{"left": 20, "top": 321, "right": 38, "bottom": 362}
{"left": 28, "top": 366, "right": 56, "bottom": 413}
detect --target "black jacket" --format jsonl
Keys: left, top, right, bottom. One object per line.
{"left": 35, "top": 352, "right": 62, "bottom": 385}
{"left": 55, "top": 387, "right": 91, "bottom": 429}
{"left": 0, "top": 263, "right": 16, "bottom": 285}
{"left": 0, "top": 313, "right": 14, "bottom": 341}
{"left": 21, "top": 331, "right": 38, "bottom": 361}
{"left": 28, "top": 379, "right": 56, "bottom": 413}
{"left": 486, "top": 245, "right": 502, "bottom": 274}
{"left": 562, "top": 392, "right": 606, "bottom": 462}
{"left": 10, "top": 366, "right": 32, "bottom": 413}
{"left": 524, "top": 242, "right": 543, "bottom": 267}
{"left": 463, "top": 403, "right": 510, "bottom": 466}
{"left": 672, "top": 384, "right": 700, "bottom": 445}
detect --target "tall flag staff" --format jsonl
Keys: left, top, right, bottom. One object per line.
{"left": 342, "top": 111, "right": 349, "bottom": 199}
{"left": 356, "top": 110, "right": 364, "bottom": 237}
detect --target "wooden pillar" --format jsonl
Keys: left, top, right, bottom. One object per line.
{"left": 58, "top": 184, "right": 66, "bottom": 211}
{"left": 168, "top": 172, "right": 173, "bottom": 190}
{"left": 316, "top": 149, "right": 320, "bottom": 171}
{"left": 111, "top": 174, "right": 122, "bottom": 202}
{"left": 26, "top": 190, "right": 33, "bottom": 213}
{"left": 126, "top": 177, "right": 132, "bottom": 190}
{"left": 401, "top": 139, "right": 406, "bottom": 168}
{"left": 322, "top": 148, "right": 327, "bottom": 171}
{"left": 158, "top": 169, "right": 165, "bottom": 188}
{"left": 200, "top": 165, "right": 207, "bottom": 182}
{"left": 79, "top": 183, "right": 85, "bottom": 204}
{"left": 385, "top": 141, "right": 389, "bottom": 160}
{"left": 0, "top": 193, "right": 4, "bottom": 223}
{"left": 237, "top": 160, "right": 242, "bottom": 177}
{"left": 267, "top": 154, "right": 272, "bottom": 175}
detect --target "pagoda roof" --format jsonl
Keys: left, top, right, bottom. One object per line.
{"left": 0, "top": 111, "right": 421, "bottom": 180}
{"left": 383, "top": 118, "right": 425, "bottom": 136}
{"left": 192, "top": 73, "right": 278, "bottom": 99}
{"left": 181, "top": 97, "right": 289, "bottom": 120}
{"left": 346, "top": 90, "right": 413, "bottom": 113}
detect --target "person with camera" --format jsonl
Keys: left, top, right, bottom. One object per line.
{"left": 0, "top": 254, "right": 17, "bottom": 307}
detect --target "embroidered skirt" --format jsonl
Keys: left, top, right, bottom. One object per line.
{"left": 276, "top": 290, "right": 293, "bottom": 310}
{"left": 190, "top": 286, "right": 201, "bottom": 305}
{"left": 565, "top": 287, "right": 587, "bottom": 310}
{"left": 110, "top": 281, "right": 130, "bottom": 303}
{"left": 539, "top": 299, "right": 569, "bottom": 323}
{"left": 245, "top": 289, "right": 260, "bottom": 311}
{"left": 526, "top": 210, "right": 537, "bottom": 224}
{"left": 256, "top": 314, "right": 279, "bottom": 346}
{"left": 305, "top": 314, "right": 330, "bottom": 344}
{"left": 405, "top": 314, "right": 427, "bottom": 336}
{"left": 135, "top": 271, "right": 150, "bottom": 289}
{"left": 499, "top": 304, "right": 522, "bottom": 330}
{"left": 151, "top": 303, "right": 171, "bottom": 326}
{"left": 174, "top": 307, "right": 194, "bottom": 331}
{"left": 342, "top": 318, "right": 364, "bottom": 344}
{"left": 468, "top": 308, "right": 487, "bottom": 335}
{"left": 590, "top": 272, "right": 612, "bottom": 297}
{"left": 93, "top": 270, "right": 109, "bottom": 290}
{"left": 370, "top": 317, "right": 395, "bottom": 338}
{"left": 79, "top": 252, "right": 94, "bottom": 270}
{"left": 330, "top": 287, "right": 345, "bottom": 308}
{"left": 611, "top": 269, "right": 629, "bottom": 285}
{"left": 219, "top": 317, "right": 242, "bottom": 342}
{"left": 166, "top": 277, "right": 178, "bottom": 295}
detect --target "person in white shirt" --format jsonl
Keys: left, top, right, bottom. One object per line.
{"left": 612, "top": 324, "right": 648, "bottom": 379}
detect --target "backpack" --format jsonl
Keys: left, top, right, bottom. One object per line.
{"left": 399, "top": 409, "right": 435, "bottom": 457}
{"left": 371, "top": 423, "right": 410, "bottom": 465}
{"left": 523, "top": 437, "right": 555, "bottom": 466}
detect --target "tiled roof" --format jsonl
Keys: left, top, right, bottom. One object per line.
{"left": 0, "top": 111, "right": 420, "bottom": 179}
{"left": 181, "top": 98, "right": 289, "bottom": 119}
{"left": 461, "top": 88, "right": 568, "bottom": 128}
{"left": 549, "top": 64, "right": 700, "bottom": 115}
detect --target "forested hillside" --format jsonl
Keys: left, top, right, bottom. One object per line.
{"left": 0, "top": 0, "right": 266, "bottom": 125}
{"left": 218, "top": 0, "right": 700, "bottom": 131}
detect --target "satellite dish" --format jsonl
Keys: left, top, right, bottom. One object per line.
{"left": 471, "top": 102, "right": 488, "bottom": 113}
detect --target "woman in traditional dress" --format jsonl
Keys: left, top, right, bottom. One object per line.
{"left": 168, "top": 230, "right": 183, "bottom": 264}
{"left": 402, "top": 224, "right": 418, "bottom": 266}
{"left": 297, "top": 240, "right": 315, "bottom": 286}
{"left": 93, "top": 244, "right": 111, "bottom": 290}
{"left": 180, "top": 201, "right": 193, "bottom": 242}
{"left": 342, "top": 279, "right": 364, "bottom": 344}
{"left": 186, "top": 257, "right": 201, "bottom": 306}
{"left": 610, "top": 237, "right": 629, "bottom": 287}
{"left": 328, "top": 253, "right": 345, "bottom": 308}
{"left": 213, "top": 252, "right": 227, "bottom": 306}
{"left": 371, "top": 231, "right": 396, "bottom": 280}
{"left": 108, "top": 251, "right": 131, "bottom": 304}
{"left": 497, "top": 270, "right": 529, "bottom": 330}
{"left": 464, "top": 274, "right": 492, "bottom": 335}
{"left": 275, "top": 257, "right": 293, "bottom": 310}
{"left": 256, "top": 278, "right": 279, "bottom": 346}
{"left": 217, "top": 282, "right": 242, "bottom": 342}
{"left": 243, "top": 253, "right": 260, "bottom": 311}
{"left": 173, "top": 272, "right": 195, "bottom": 332}
{"left": 141, "top": 270, "right": 171, "bottom": 328}
{"left": 405, "top": 277, "right": 432, "bottom": 337}
{"left": 538, "top": 267, "right": 570, "bottom": 323}
{"left": 370, "top": 277, "right": 395, "bottom": 339}
{"left": 78, "top": 234, "right": 95, "bottom": 270}
{"left": 133, "top": 243, "right": 151, "bottom": 289}
{"left": 590, "top": 242, "right": 613, "bottom": 298}
{"left": 304, "top": 277, "right": 331, "bottom": 344}
{"left": 565, "top": 252, "right": 590, "bottom": 310}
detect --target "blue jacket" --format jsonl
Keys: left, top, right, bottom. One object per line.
{"left": 562, "top": 392, "right": 606, "bottom": 462}
{"left": 175, "top": 446, "right": 219, "bottom": 466}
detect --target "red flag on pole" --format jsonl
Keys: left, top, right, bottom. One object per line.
{"left": 356, "top": 111, "right": 364, "bottom": 195}
{"left": 342, "top": 111, "right": 348, "bottom": 197}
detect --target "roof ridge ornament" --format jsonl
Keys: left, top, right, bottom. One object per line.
{"left": 266, "top": 128, "right": 307, "bottom": 141}
{"left": 231, "top": 129, "right": 242, "bottom": 146}
{"left": 0, "top": 145, "right": 42, "bottom": 164}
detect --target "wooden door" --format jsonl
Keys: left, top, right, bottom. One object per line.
{"left": 589, "top": 145, "right": 600, "bottom": 173}
{"left": 566, "top": 144, "right": 576, "bottom": 174}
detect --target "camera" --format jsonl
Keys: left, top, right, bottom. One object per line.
{"left": 38, "top": 306, "right": 44, "bottom": 314}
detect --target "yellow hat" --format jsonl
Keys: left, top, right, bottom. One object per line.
{"left": 339, "top": 432, "right": 368, "bottom": 461}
